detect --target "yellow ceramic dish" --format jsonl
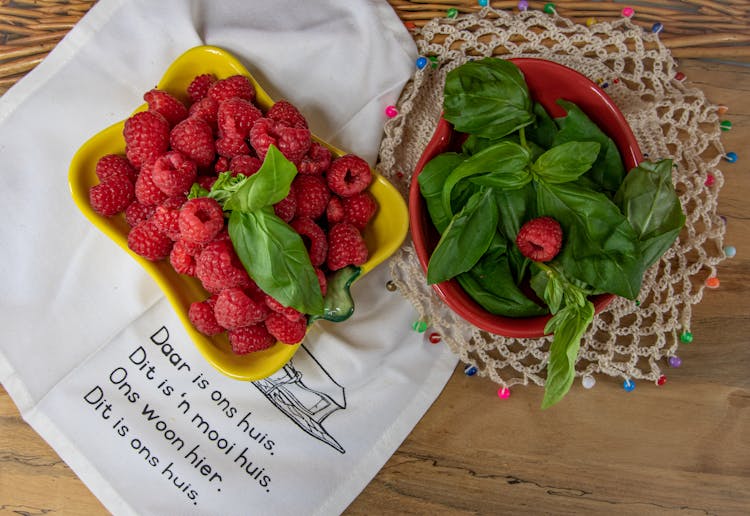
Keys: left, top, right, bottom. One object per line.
{"left": 68, "top": 45, "right": 408, "bottom": 381}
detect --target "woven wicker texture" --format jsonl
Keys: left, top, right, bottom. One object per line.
{"left": 377, "top": 7, "right": 727, "bottom": 390}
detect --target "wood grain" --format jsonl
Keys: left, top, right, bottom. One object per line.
{"left": 1, "top": 4, "right": 749, "bottom": 516}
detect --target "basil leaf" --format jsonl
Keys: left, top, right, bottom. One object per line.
{"left": 536, "top": 181, "right": 642, "bottom": 299}
{"left": 418, "top": 152, "right": 468, "bottom": 233}
{"left": 427, "top": 188, "right": 498, "bottom": 284}
{"left": 541, "top": 301, "right": 594, "bottom": 409}
{"left": 614, "top": 159, "right": 686, "bottom": 270}
{"left": 225, "top": 145, "right": 296, "bottom": 212}
{"left": 443, "top": 57, "right": 534, "bottom": 139}
{"left": 532, "top": 141, "right": 601, "bottom": 184}
{"left": 442, "top": 141, "right": 530, "bottom": 216}
{"left": 189, "top": 171, "right": 248, "bottom": 204}
{"left": 553, "top": 100, "right": 625, "bottom": 194}
{"left": 526, "top": 102, "right": 557, "bottom": 150}
{"left": 229, "top": 208, "right": 323, "bottom": 315}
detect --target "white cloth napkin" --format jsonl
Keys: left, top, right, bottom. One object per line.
{"left": 0, "top": 1, "right": 458, "bottom": 514}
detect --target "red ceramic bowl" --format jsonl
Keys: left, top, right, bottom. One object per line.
{"left": 409, "top": 58, "right": 643, "bottom": 338}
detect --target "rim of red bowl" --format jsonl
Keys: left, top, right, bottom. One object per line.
{"left": 409, "top": 58, "right": 644, "bottom": 339}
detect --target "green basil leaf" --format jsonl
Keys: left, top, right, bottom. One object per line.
{"left": 189, "top": 171, "right": 249, "bottom": 205}
{"left": 427, "top": 188, "right": 498, "bottom": 284}
{"left": 443, "top": 57, "right": 534, "bottom": 139}
{"left": 525, "top": 102, "right": 558, "bottom": 150}
{"left": 188, "top": 183, "right": 210, "bottom": 199}
{"left": 541, "top": 301, "right": 595, "bottom": 409}
{"left": 225, "top": 145, "right": 297, "bottom": 212}
{"left": 532, "top": 141, "right": 601, "bottom": 184}
{"left": 553, "top": 100, "right": 625, "bottom": 193}
{"left": 614, "top": 159, "right": 686, "bottom": 269}
{"left": 536, "top": 181, "right": 642, "bottom": 299}
{"left": 418, "top": 152, "right": 468, "bottom": 233}
{"left": 229, "top": 208, "right": 323, "bottom": 315}
{"left": 441, "top": 141, "right": 530, "bottom": 216}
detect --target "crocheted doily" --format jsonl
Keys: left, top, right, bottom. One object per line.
{"left": 376, "top": 7, "right": 727, "bottom": 390}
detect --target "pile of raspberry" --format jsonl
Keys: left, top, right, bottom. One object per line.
{"left": 88, "top": 73, "right": 378, "bottom": 354}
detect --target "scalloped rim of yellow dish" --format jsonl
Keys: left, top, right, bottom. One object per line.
{"left": 68, "top": 45, "right": 408, "bottom": 381}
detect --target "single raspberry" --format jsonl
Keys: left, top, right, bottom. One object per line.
{"left": 197, "top": 174, "right": 218, "bottom": 191}
{"left": 515, "top": 216, "right": 563, "bottom": 262}
{"left": 249, "top": 118, "right": 311, "bottom": 164}
{"left": 95, "top": 154, "right": 137, "bottom": 183}
{"left": 188, "top": 298, "right": 224, "bottom": 336}
{"left": 123, "top": 110, "right": 170, "bottom": 168}
{"left": 273, "top": 187, "right": 297, "bottom": 222}
{"left": 298, "top": 143, "right": 332, "bottom": 175}
{"left": 195, "top": 239, "right": 252, "bottom": 294}
{"left": 127, "top": 219, "right": 173, "bottom": 261}
{"left": 327, "top": 155, "right": 372, "bottom": 197}
{"left": 170, "top": 117, "right": 216, "bottom": 169}
{"left": 178, "top": 197, "right": 224, "bottom": 244}
{"left": 207, "top": 75, "right": 256, "bottom": 103}
{"left": 267, "top": 100, "right": 307, "bottom": 129}
{"left": 170, "top": 238, "right": 201, "bottom": 275}
{"left": 89, "top": 177, "right": 134, "bottom": 217}
{"left": 293, "top": 174, "right": 330, "bottom": 220}
{"left": 218, "top": 98, "right": 262, "bottom": 138}
{"left": 315, "top": 267, "right": 328, "bottom": 297}
{"left": 290, "top": 217, "right": 327, "bottom": 267}
{"left": 326, "top": 222, "right": 369, "bottom": 271}
{"left": 229, "top": 155, "right": 262, "bottom": 177}
{"left": 188, "top": 96, "right": 219, "bottom": 133}
{"left": 187, "top": 73, "right": 217, "bottom": 104}
{"left": 144, "top": 88, "right": 188, "bottom": 127}
{"left": 228, "top": 324, "right": 276, "bottom": 354}
{"left": 134, "top": 162, "right": 168, "bottom": 206}
{"left": 264, "top": 295, "right": 304, "bottom": 322}
{"left": 151, "top": 151, "right": 197, "bottom": 196}
{"left": 125, "top": 201, "right": 155, "bottom": 227}
{"left": 215, "top": 134, "right": 249, "bottom": 158}
{"left": 342, "top": 191, "right": 378, "bottom": 230}
{"left": 213, "top": 287, "right": 269, "bottom": 330}
{"left": 152, "top": 195, "right": 186, "bottom": 241}
{"left": 326, "top": 196, "right": 345, "bottom": 224}
{"left": 264, "top": 312, "right": 308, "bottom": 345}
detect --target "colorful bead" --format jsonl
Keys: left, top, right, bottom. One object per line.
{"left": 582, "top": 375, "right": 596, "bottom": 389}
{"left": 416, "top": 56, "right": 428, "bottom": 69}
{"left": 720, "top": 215, "right": 727, "bottom": 225}
{"left": 717, "top": 105, "right": 729, "bottom": 115}
{"left": 623, "top": 379, "right": 636, "bottom": 392}
{"left": 635, "top": 299, "right": 641, "bottom": 306}
{"left": 428, "top": 332, "right": 442, "bottom": 344}
{"left": 518, "top": 0, "right": 529, "bottom": 11}
{"left": 586, "top": 17, "right": 596, "bottom": 27}
{"left": 725, "top": 151, "right": 737, "bottom": 163}
{"left": 705, "top": 276, "right": 720, "bottom": 288}
{"left": 386, "top": 280, "right": 397, "bottom": 291}
{"left": 705, "top": 174, "right": 715, "bottom": 187}
{"left": 720, "top": 120, "right": 732, "bottom": 131}
{"left": 404, "top": 21, "right": 417, "bottom": 31}
{"left": 675, "top": 71, "right": 686, "bottom": 81}
{"left": 622, "top": 7, "right": 635, "bottom": 18}
{"left": 478, "top": 0, "right": 489, "bottom": 6}
{"left": 724, "top": 245, "right": 737, "bottom": 258}
{"left": 464, "top": 364, "right": 478, "bottom": 376}
{"left": 428, "top": 56, "right": 439, "bottom": 68}
{"left": 601, "top": 82, "right": 609, "bottom": 89}
{"left": 680, "top": 331, "right": 693, "bottom": 344}
{"left": 652, "top": 22, "right": 664, "bottom": 33}
{"left": 385, "top": 105, "right": 398, "bottom": 118}
{"left": 543, "top": 3, "right": 555, "bottom": 14}
{"left": 497, "top": 387, "right": 511, "bottom": 399}
{"left": 668, "top": 355, "right": 682, "bottom": 368}
{"left": 446, "top": 7, "right": 459, "bottom": 18}
{"left": 412, "top": 320, "right": 428, "bottom": 333}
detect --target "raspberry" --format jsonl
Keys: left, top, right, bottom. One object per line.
{"left": 152, "top": 195, "right": 186, "bottom": 241}
{"left": 267, "top": 100, "right": 307, "bottom": 129}
{"left": 178, "top": 197, "right": 224, "bottom": 244}
{"left": 228, "top": 324, "right": 276, "bottom": 354}
{"left": 264, "top": 295, "right": 304, "bottom": 321}
{"left": 170, "top": 117, "right": 215, "bottom": 169}
{"left": 213, "top": 287, "right": 270, "bottom": 330}
{"left": 315, "top": 267, "right": 328, "bottom": 297}
{"left": 293, "top": 175, "right": 330, "bottom": 219}
{"left": 214, "top": 157, "right": 230, "bottom": 174}
{"left": 89, "top": 177, "right": 134, "bottom": 217}
{"left": 218, "top": 98, "right": 262, "bottom": 138}
{"left": 170, "top": 238, "right": 201, "bottom": 275}
{"left": 95, "top": 154, "right": 137, "bottom": 183}
{"left": 125, "top": 201, "right": 155, "bottom": 227}
{"left": 273, "top": 187, "right": 297, "bottom": 222}
{"left": 188, "top": 96, "right": 219, "bottom": 132}
{"left": 123, "top": 110, "right": 170, "bottom": 168}
{"left": 342, "top": 191, "right": 378, "bottom": 230}
{"left": 195, "top": 239, "right": 251, "bottom": 294}
{"left": 326, "top": 196, "right": 345, "bottom": 224}
{"left": 197, "top": 174, "right": 218, "bottom": 191}
{"left": 188, "top": 298, "right": 224, "bottom": 336}
{"left": 264, "top": 312, "right": 308, "bottom": 344}
{"left": 249, "top": 118, "right": 311, "bottom": 164}
{"left": 134, "top": 162, "right": 168, "bottom": 206}
{"left": 215, "top": 134, "right": 249, "bottom": 158}
{"left": 144, "top": 88, "right": 188, "bottom": 127}
{"left": 151, "top": 151, "right": 197, "bottom": 196}
{"left": 229, "top": 155, "right": 262, "bottom": 177}
{"left": 290, "top": 217, "right": 327, "bottom": 267}
{"left": 326, "top": 154, "right": 372, "bottom": 197}
{"left": 127, "top": 219, "right": 173, "bottom": 261}
{"left": 298, "top": 143, "right": 331, "bottom": 175}
{"left": 187, "top": 73, "right": 217, "bottom": 104}
{"left": 515, "top": 216, "right": 563, "bottom": 262}
{"left": 326, "top": 222, "right": 369, "bottom": 271}
{"left": 207, "top": 75, "right": 256, "bottom": 103}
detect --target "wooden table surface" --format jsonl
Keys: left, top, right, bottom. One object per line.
{"left": 1, "top": 3, "right": 749, "bottom": 515}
